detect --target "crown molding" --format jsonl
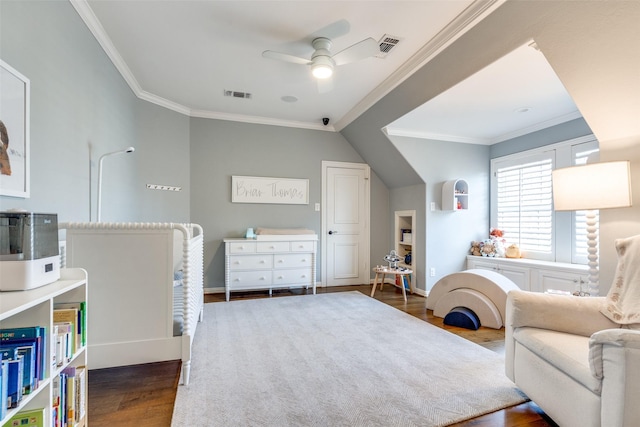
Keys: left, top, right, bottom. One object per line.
{"left": 383, "top": 127, "right": 493, "bottom": 145}
{"left": 334, "top": 0, "right": 506, "bottom": 132}
{"left": 490, "top": 110, "right": 584, "bottom": 144}
{"left": 190, "top": 109, "right": 334, "bottom": 132}
{"left": 384, "top": 110, "right": 583, "bottom": 145}
{"left": 70, "top": 0, "right": 142, "bottom": 95}
{"left": 71, "top": 0, "right": 336, "bottom": 131}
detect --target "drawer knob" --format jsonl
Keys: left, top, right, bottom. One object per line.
{"left": 301, "top": 259, "right": 307, "bottom": 262}
{"left": 234, "top": 278, "right": 241, "bottom": 282}
{"left": 260, "top": 276, "right": 266, "bottom": 280}
{"left": 301, "top": 275, "right": 307, "bottom": 278}
{"left": 278, "top": 275, "right": 284, "bottom": 279}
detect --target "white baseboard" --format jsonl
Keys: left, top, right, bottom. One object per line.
{"left": 89, "top": 337, "right": 181, "bottom": 369}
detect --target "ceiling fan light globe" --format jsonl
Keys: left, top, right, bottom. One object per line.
{"left": 312, "top": 64, "right": 333, "bottom": 79}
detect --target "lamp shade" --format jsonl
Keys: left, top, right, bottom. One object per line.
{"left": 552, "top": 161, "right": 632, "bottom": 211}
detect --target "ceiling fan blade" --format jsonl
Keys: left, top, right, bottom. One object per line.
{"left": 331, "top": 37, "right": 378, "bottom": 66}
{"left": 262, "top": 50, "right": 310, "bottom": 65}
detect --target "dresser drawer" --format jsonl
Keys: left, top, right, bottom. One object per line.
{"left": 273, "top": 268, "right": 313, "bottom": 285}
{"left": 291, "top": 241, "right": 315, "bottom": 252}
{"left": 228, "top": 241, "right": 257, "bottom": 254}
{"left": 256, "top": 241, "right": 290, "bottom": 252}
{"left": 274, "top": 253, "right": 313, "bottom": 268}
{"left": 229, "top": 255, "right": 273, "bottom": 270}
{"left": 228, "top": 270, "right": 272, "bottom": 288}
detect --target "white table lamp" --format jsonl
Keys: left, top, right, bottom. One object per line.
{"left": 552, "top": 160, "right": 632, "bottom": 296}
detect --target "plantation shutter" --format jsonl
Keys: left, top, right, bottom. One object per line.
{"left": 572, "top": 143, "right": 600, "bottom": 264}
{"left": 495, "top": 153, "right": 554, "bottom": 258}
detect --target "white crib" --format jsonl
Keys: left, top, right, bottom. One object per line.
{"left": 59, "top": 222, "right": 203, "bottom": 385}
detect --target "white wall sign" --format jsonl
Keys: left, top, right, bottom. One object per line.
{"left": 231, "top": 175, "right": 309, "bottom": 205}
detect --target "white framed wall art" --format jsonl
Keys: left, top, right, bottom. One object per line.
{"left": 0, "top": 59, "right": 30, "bottom": 198}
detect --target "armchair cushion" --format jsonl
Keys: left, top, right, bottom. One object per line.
{"left": 514, "top": 327, "right": 599, "bottom": 393}
{"left": 602, "top": 234, "right": 640, "bottom": 326}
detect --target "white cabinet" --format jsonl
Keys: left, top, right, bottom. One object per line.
{"left": 442, "top": 179, "right": 469, "bottom": 210}
{"left": 537, "top": 269, "right": 588, "bottom": 295}
{"left": 224, "top": 237, "right": 317, "bottom": 301}
{"left": 466, "top": 255, "right": 589, "bottom": 294}
{"left": 466, "top": 257, "right": 531, "bottom": 290}
{"left": 0, "top": 268, "right": 87, "bottom": 427}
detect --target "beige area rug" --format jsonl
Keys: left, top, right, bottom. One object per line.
{"left": 172, "top": 291, "right": 527, "bottom": 426}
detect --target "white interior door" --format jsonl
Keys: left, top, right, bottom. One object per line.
{"left": 322, "top": 161, "right": 370, "bottom": 286}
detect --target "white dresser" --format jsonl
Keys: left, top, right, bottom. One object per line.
{"left": 224, "top": 236, "right": 317, "bottom": 301}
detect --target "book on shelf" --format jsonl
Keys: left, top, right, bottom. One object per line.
{"left": 52, "top": 323, "right": 73, "bottom": 368}
{"left": 2, "top": 407, "right": 45, "bottom": 427}
{"left": 0, "top": 342, "right": 36, "bottom": 396}
{"left": 0, "top": 351, "right": 23, "bottom": 409}
{"left": 394, "top": 274, "right": 410, "bottom": 290}
{"left": 64, "top": 369, "right": 76, "bottom": 427}
{"left": 54, "top": 302, "right": 86, "bottom": 348}
{"left": 74, "top": 367, "right": 86, "bottom": 423}
{"left": 0, "top": 327, "right": 46, "bottom": 383}
{"left": 53, "top": 309, "right": 79, "bottom": 356}
{"left": 52, "top": 366, "right": 84, "bottom": 427}
{"left": 52, "top": 375, "right": 61, "bottom": 427}
{"left": 1, "top": 361, "right": 7, "bottom": 420}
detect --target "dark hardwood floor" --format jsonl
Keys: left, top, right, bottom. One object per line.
{"left": 88, "top": 285, "right": 558, "bottom": 426}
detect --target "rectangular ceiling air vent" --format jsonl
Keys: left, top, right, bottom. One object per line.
{"left": 224, "top": 90, "right": 252, "bottom": 99}
{"left": 376, "top": 34, "right": 402, "bottom": 58}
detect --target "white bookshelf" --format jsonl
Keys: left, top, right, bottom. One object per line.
{"left": 394, "top": 210, "right": 416, "bottom": 289}
{"left": 0, "top": 268, "right": 88, "bottom": 427}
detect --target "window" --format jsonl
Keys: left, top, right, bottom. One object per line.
{"left": 493, "top": 152, "right": 555, "bottom": 261}
{"left": 491, "top": 135, "right": 598, "bottom": 263}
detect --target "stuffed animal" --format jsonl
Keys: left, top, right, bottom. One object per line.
{"left": 469, "top": 241, "right": 482, "bottom": 256}
{"left": 505, "top": 244, "right": 521, "bottom": 258}
{"left": 481, "top": 240, "right": 497, "bottom": 257}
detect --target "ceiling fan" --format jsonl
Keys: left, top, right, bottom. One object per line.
{"left": 262, "top": 36, "right": 379, "bottom": 82}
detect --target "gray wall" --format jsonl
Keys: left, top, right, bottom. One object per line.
{"left": 188, "top": 118, "right": 384, "bottom": 289}
{"left": 0, "top": 0, "right": 190, "bottom": 223}
{"left": 389, "top": 137, "right": 490, "bottom": 291}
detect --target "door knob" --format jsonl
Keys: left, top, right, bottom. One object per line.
{"left": 328, "top": 230, "right": 338, "bottom": 235}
